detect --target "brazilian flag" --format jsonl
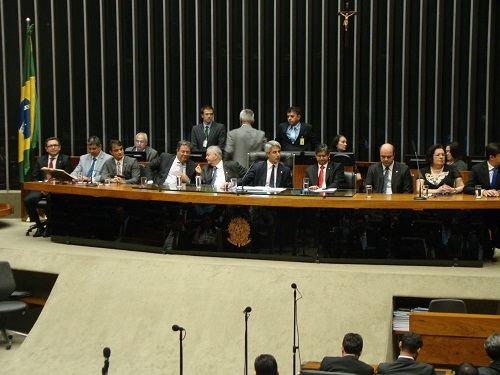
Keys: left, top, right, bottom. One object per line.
{"left": 18, "top": 20, "right": 40, "bottom": 182}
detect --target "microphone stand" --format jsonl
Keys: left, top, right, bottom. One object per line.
{"left": 239, "top": 160, "right": 256, "bottom": 195}
{"left": 244, "top": 308, "right": 251, "bottom": 375}
{"left": 292, "top": 287, "right": 299, "bottom": 375}
{"left": 412, "top": 143, "right": 426, "bottom": 200}
{"left": 178, "top": 329, "right": 184, "bottom": 375}
{"left": 87, "top": 170, "right": 98, "bottom": 187}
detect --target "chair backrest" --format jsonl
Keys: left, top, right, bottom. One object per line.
{"left": 247, "top": 152, "right": 295, "bottom": 172}
{"left": 429, "top": 299, "right": 467, "bottom": 313}
{"left": 0, "top": 261, "right": 16, "bottom": 300}
{"left": 344, "top": 171, "right": 356, "bottom": 189}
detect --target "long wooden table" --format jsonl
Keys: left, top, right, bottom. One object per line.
{"left": 22, "top": 182, "right": 500, "bottom": 210}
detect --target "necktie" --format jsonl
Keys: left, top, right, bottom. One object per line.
{"left": 87, "top": 157, "right": 96, "bottom": 178}
{"left": 318, "top": 165, "right": 325, "bottom": 188}
{"left": 270, "top": 164, "right": 275, "bottom": 188}
{"left": 492, "top": 167, "right": 498, "bottom": 188}
{"left": 382, "top": 167, "right": 390, "bottom": 193}
{"left": 211, "top": 166, "right": 218, "bottom": 187}
{"left": 204, "top": 126, "right": 209, "bottom": 139}
{"left": 117, "top": 161, "right": 122, "bottom": 176}
{"left": 47, "top": 157, "right": 55, "bottom": 180}
{"left": 290, "top": 127, "right": 297, "bottom": 143}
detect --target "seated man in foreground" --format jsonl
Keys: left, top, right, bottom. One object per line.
{"left": 100, "top": 139, "right": 141, "bottom": 184}
{"left": 238, "top": 140, "right": 292, "bottom": 188}
{"left": 478, "top": 333, "right": 500, "bottom": 375}
{"left": 377, "top": 331, "right": 436, "bottom": 375}
{"left": 319, "top": 332, "right": 373, "bottom": 374}
{"left": 305, "top": 143, "right": 346, "bottom": 190}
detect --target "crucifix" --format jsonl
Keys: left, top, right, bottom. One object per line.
{"left": 338, "top": 2, "right": 357, "bottom": 32}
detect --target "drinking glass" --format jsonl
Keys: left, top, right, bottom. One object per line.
{"left": 302, "top": 177, "right": 309, "bottom": 190}
{"left": 365, "top": 184, "right": 373, "bottom": 198}
{"left": 475, "top": 185, "right": 482, "bottom": 199}
{"left": 195, "top": 175, "right": 202, "bottom": 189}
{"left": 422, "top": 185, "right": 429, "bottom": 198}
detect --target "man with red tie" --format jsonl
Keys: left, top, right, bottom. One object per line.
{"left": 305, "top": 143, "right": 346, "bottom": 190}
{"left": 23, "top": 137, "right": 72, "bottom": 237}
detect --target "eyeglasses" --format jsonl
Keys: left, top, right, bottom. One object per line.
{"left": 46, "top": 144, "right": 60, "bottom": 148}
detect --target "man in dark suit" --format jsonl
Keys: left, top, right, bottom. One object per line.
{"left": 378, "top": 332, "right": 436, "bottom": 375}
{"left": 191, "top": 105, "right": 226, "bottom": 152}
{"left": 478, "top": 333, "right": 500, "bottom": 375}
{"left": 365, "top": 143, "right": 413, "bottom": 194}
{"left": 238, "top": 141, "right": 292, "bottom": 188}
{"left": 464, "top": 142, "right": 500, "bottom": 259}
{"left": 101, "top": 140, "right": 141, "bottom": 184}
{"left": 146, "top": 140, "right": 197, "bottom": 185}
{"left": 306, "top": 143, "right": 346, "bottom": 190}
{"left": 23, "top": 137, "right": 72, "bottom": 237}
{"left": 319, "top": 332, "right": 374, "bottom": 374}
{"left": 195, "top": 145, "right": 246, "bottom": 189}
{"left": 275, "top": 106, "right": 319, "bottom": 152}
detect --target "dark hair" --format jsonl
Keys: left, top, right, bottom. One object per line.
{"left": 401, "top": 332, "right": 423, "bottom": 354}
{"left": 87, "top": 136, "right": 102, "bottom": 147}
{"left": 425, "top": 144, "right": 445, "bottom": 166}
{"left": 287, "top": 106, "right": 302, "bottom": 116}
{"left": 342, "top": 333, "right": 364, "bottom": 355}
{"left": 254, "top": 354, "right": 278, "bottom": 375}
{"left": 45, "top": 137, "right": 60, "bottom": 147}
{"left": 109, "top": 139, "right": 123, "bottom": 149}
{"left": 200, "top": 105, "right": 214, "bottom": 114}
{"left": 176, "top": 140, "right": 192, "bottom": 151}
{"left": 456, "top": 362, "right": 479, "bottom": 375}
{"left": 446, "top": 141, "right": 462, "bottom": 161}
{"left": 486, "top": 142, "right": 500, "bottom": 159}
{"left": 484, "top": 333, "right": 500, "bottom": 361}
{"left": 331, "top": 134, "right": 346, "bottom": 151}
{"left": 315, "top": 143, "right": 330, "bottom": 154}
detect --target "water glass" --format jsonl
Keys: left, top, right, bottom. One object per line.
{"left": 104, "top": 178, "right": 111, "bottom": 186}
{"left": 422, "top": 185, "right": 429, "bottom": 198}
{"left": 176, "top": 175, "right": 183, "bottom": 189}
{"left": 302, "top": 177, "right": 309, "bottom": 190}
{"left": 140, "top": 177, "right": 147, "bottom": 186}
{"left": 475, "top": 185, "right": 482, "bottom": 199}
{"left": 365, "top": 184, "right": 373, "bottom": 198}
{"left": 230, "top": 178, "right": 238, "bottom": 189}
{"left": 77, "top": 172, "right": 83, "bottom": 184}
{"left": 195, "top": 175, "right": 202, "bottom": 189}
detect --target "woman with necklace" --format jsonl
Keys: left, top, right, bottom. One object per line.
{"left": 417, "top": 144, "right": 464, "bottom": 195}
{"left": 446, "top": 141, "right": 467, "bottom": 171}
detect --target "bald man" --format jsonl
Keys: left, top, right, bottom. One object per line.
{"left": 365, "top": 143, "right": 413, "bottom": 194}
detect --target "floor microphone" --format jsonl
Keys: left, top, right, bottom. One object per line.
{"left": 102, "top": 347, "right": 110, "bottom": 375}
{"left": 411, "top": 140, "right": 426, "bottom": 200}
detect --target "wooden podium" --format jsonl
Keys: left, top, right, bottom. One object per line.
{"left": 410, "top": 311, "right": 500, "bottom": 366}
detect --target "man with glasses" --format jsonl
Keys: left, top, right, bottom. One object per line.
{"left": 125, "top": 132, "right": 158, "bottom": 161}
{"left": 23, "top": 137, "right": 72, "bottom": 237}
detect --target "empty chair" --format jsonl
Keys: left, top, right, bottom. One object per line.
{"left": 343, "top": 171, "right": 357, "bottom": 189}
{"left": 0, "top": 261, "right": 27, "bottom": 349}
{"left": 428, "top": 298, "right": 467, "bottom": 313}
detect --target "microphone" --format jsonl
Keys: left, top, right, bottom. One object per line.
{"left": 242, "top": 306, "right": 252, "bottom": 313}
{"left": 238, "top": 160, "right": 257, "bottom": 194}
{"left": 102, "top": 347, "right": 111, "bottom": 375}
{"left": 172, "top": 324, "right": 185, "bottom": 331}
{"left": 87, "top": 169, "right": 101, "bottom": 187}
{"left": 411, "top": 140, "right": 426, "bottom": 200}
{"left": 291, "top": 283, "right": 297, "bottom": 289}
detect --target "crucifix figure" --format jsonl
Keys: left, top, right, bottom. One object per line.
{"left": 338, "top": 2, "right": 357, "bottom": 32}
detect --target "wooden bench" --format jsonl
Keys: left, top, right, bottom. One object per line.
{"left": 0, "top": 203, "right": 14, "bottom": 217}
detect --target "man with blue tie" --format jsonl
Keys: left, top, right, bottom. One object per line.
{"left": 71, "top": 136, "right": 112, "bottom": 183}
{"left": 275, "top": 106, "right": 319, "bottom": 152}
{"left": 464, "top": 142, "right": 500, "bottom": 260}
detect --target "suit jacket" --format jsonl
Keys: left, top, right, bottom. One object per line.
{"left": 191, "top": 122, "right": 226, "bottom": 152}
{"left": 125, "top": 146, "right": 158, "bottom": 161}
{"left": 365, "top": 161, "right": 414, "bottom": 194}
{"left": 224, "top": 124, "right": 267, "bottom": 168}
{"left": 464, "top": 161, "right": 500, "bottom": 194}
{"left": 479, "top": 360, "right": 500, "bottom": 375}
{"left": 33, "top": 154, "right": 72, "bottom": 181}
{"left": 238, "top": 161, "right": 292, "bottom": 188}
{"left": 305, "top": 161, "right": 346, "bottom": 189}
{"left": 100, "top": 156, "right": 141, "bottom": 184}
{"left": 319, "top": 356, "right": 374, "bottom": 375}
{"left": 275, "top": 122, "right": 320, "bottom": 152}
{"left": 377, "top": 357, "right": 436, "bottom": 375}
{"left": 145, "top": 152, "right": 197, "bottom": 185}
{"left": 200, "top": 161, "right": 247, "bottom": 185}
{"left": 71, "top": 151, "right": 112, "bottom": 182}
